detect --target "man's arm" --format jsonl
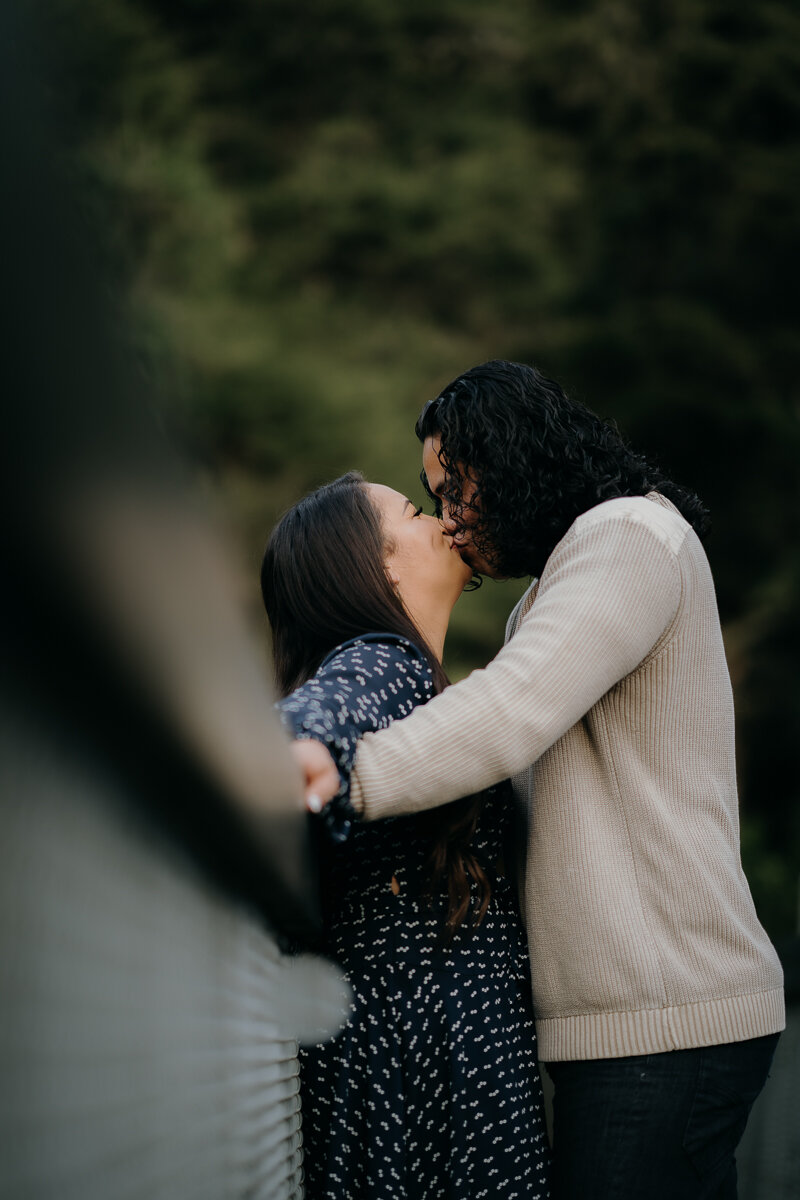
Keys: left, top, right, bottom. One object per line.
{"left": 350, "top": 502, "right": 685, "bottom": 820}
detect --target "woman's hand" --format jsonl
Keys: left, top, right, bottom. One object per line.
{"left": 290, "top": 739, "right": 340, "bottom": 812}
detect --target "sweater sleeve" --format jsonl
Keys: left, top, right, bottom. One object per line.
{"left": 277, "top": 636, "right": 434, "bottom": 840}
{"left": 350, "top": 503, "right": 685, "bottom": 821}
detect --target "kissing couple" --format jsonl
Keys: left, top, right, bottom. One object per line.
{"left": 262, "top": 359, "right": 783, "bottom": 1200}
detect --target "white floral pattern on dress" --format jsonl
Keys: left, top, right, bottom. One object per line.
{"left": 279, "top": 635, "right": 551, "bottom": 1199}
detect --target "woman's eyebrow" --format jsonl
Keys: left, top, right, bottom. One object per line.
{"left": 402, "top": 498, "right": 414, "bottom": 513}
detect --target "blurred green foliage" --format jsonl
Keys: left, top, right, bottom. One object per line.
{"left": 40, "top": 0, "right": 800, "bottom": 937}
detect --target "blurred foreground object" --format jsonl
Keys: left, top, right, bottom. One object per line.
{"left": 0, "top": 5, "right": 346, "bottom": 1197}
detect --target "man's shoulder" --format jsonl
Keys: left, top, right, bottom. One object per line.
{"left": 569, "top": 493, "right": 691, "bottom": 557}
{"left": 507, "top": 494, "right": 696, "bottom": 639}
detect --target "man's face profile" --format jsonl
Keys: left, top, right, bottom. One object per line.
{"left": 421, "top": 435, "right": 499, "bottom": 578}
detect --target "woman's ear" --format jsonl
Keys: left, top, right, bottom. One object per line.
{"left": 383, "top": 547, "right": 401, "bottom": 589}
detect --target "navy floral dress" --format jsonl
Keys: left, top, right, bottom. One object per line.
{"left": 278, "top": 634, "right": 551, "bottom": 1200}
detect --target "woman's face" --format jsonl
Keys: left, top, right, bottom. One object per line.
{"left": 365, "top": 482, "right": 471, "bottom": 609}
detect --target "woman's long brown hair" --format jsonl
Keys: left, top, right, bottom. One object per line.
{"left": 261, "top": 471, "right": 490, "bottom": 936}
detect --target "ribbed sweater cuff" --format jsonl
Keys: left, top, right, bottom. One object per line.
{"left": 538, "top": 987, "right": 786, "bottom": 1062}
{"left": 349, "top": 771, "right": 365, "bottom": 815}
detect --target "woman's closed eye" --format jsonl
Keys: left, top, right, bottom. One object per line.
{"left": 412, "top": 504, "right": 424, "bottom": 518}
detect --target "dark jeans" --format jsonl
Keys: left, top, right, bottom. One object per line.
{"left": 546, "top": 1033, "right": 779, "bottom": 1200}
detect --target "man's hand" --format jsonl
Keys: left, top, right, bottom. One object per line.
{"left": 290, "top": 739, "right": 340, "bottom": 812}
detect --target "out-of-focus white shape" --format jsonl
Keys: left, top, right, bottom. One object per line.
{"left": 0, "top": 710, "right": 349, "bottom": 1200}
{"left": 61, "top": 483, "right": 302, "bottom": 826}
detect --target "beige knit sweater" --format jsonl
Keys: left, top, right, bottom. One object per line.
{"left": 350, "top": 493, "right": 785, "bottom": 1061}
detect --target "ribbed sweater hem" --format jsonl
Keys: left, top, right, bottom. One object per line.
{"left": 538, "top": 986, "right": 786, "bottom": 1062}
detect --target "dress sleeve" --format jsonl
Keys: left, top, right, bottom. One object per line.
{"left": 277, "top": 637, "right": 434, "bottom": 841}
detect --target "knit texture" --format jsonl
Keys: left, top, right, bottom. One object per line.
{"left": 350, "top": 494, "right": 785, "bottom": 1061}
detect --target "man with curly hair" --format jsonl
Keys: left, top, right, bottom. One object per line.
{"left": 296, "top": 359, "right": 784, "bottom": 1199}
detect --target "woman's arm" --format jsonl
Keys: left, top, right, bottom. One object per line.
{"left": 278, "top": 635, "right": 433, "bottom": 838}
{"left": 348, "top": 501, "right": 685, "bottom": 821}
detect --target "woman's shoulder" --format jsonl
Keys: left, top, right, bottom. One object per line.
{"left": 278, "top": 631, "right": 434, "bottom": 728}
{"left": 316, "top": 633, "right": 436, "bottom": 712}
{"left": 320, "top": 632, "right": 431, "bottom": 675}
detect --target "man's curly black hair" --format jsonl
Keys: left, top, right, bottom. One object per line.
{"left": 416, "top": 359, "right": 710, "bottom": 580}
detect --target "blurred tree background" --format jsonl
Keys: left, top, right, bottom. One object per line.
{"left": 38, "top": 0, "right": 799, "bottom": 939}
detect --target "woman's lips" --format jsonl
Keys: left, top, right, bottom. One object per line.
{"left": 443, "top": 533, "right": 471, "bottom": 566}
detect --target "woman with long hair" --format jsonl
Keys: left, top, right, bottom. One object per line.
{"left": 261, "top": 471, "right": 551, "bottom": 1200}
